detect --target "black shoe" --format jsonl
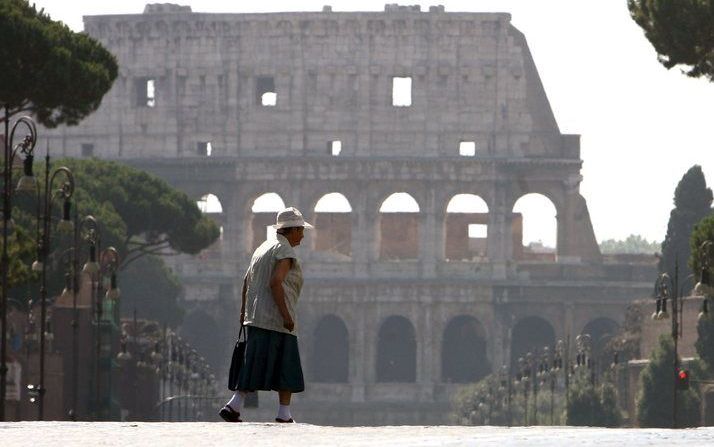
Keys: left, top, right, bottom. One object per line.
{"left": 219, "top": 405, "right": 242, "bottom": 422}
{"left": 275, "top": 417, "right": 294, "bottom": 423}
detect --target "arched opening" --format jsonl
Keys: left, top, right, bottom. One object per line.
{"left": 441, "top": 315, "right": 491, "bottom": 383}
{"left": 311, "top": 315, "right": 349, "bottom": 383}
{"left": 512, "top": 193, "right": 557, "bottom": 261}
{"left": 250, "top": 193, "right": 285, "bottom": 251}
{"left": 582, "top": 317, "right": 619, "bottom": 372}
{"left": 313, "top": 193, "right": 352, "bottom": 258}
{"left": 510, "top": 316, "right": 556, "bottom": 367}
{"left": 376, "top": 315, "right": 416, "bottom": 382}
{"left": 445, "top": 194, "right": 489, "bottom": 261}
{"left": 379, "top": 193, "right": 420, "bottom": 260}
{"left": 196, "top": 193, "right": 223, "bottom": 214}
{"left": 196, "top": 193, "right": 225, "bottom": 254}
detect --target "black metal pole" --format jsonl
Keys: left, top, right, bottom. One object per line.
{"left": 533, "top": 367, "right": 538, "bottom": 425}
{"left": 672, "top": 264, "right": 679, "bottom": 429}
{"left": 37, "top": 151, "right": 51, "bottom": 420}
{"left": 94, "top": 268, "right": 101, "bottom": 420}
{"left": 167, "top": 336, "right": 174, "bottom": 421}
{"left": 550, "top": 374, "right": 555, "bottom": 425}
{"left": 523, "top": 377, "right": 528, "bottom": 426}
{"left": 0, "top": 105, "right": 10, "bottom": 421}
{"left": 507, "top": 368, "right": 512, "bottom": 427}
{"left": 161, "top": 324, "right": 167, "bottom": 421}
{"left": 565, "top": 335, "right": 570, "bottom": 412}
{"left": 176, "top": 347, "right": 183, "bottom": 421}
{"left": 70, "top": 211, "right": 79, "bottom": 421}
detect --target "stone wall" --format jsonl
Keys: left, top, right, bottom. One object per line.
{"left": 46, "top": 6, "right": 571, "bottom": 161}
{"left": 36, "top": 5, "right": 658, "bottom": 424}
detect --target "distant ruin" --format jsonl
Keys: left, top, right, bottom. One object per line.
{"left": 44, "top": 4, "right": 655, "bottom": 424}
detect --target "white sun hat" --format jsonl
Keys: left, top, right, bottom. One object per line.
{"left": 272, "top": 207, "right": 314, "bottom": 229}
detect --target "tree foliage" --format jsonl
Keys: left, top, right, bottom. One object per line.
{"left": 120, "top": 254, "right": 184, "bottom": 327}
{"left": 9, "top": 158, "right": 219, "bottom": 326}
{"left": 696, "top": 314, "right": 714, "bottom": 372}
{"left": 452, "top": 374, "right": 526, "bottom": 426}
{"left": 452, "top": 371, "right": 569, "bottom": 426}
{"left": 599, "top": 234, "right": 660, "bottom": 254}
{"left": 57, "top": 158, "right": 220, "bottom": 267}
{"left": 628, "top": 0, "right": 714, "bottom": 81}
{"left": 692, "top": 215, "right": 714, "bottom": 370}
{"left": 0, "top": 0, "right": 117, "bottom": 126}
{"left": 636, "top": 335, "right": 700, "bottom": 427}
{"left": 566, "top": 377, "right": 622, "bottom": 427}
{"left": 689, "top": 214, "right": 714, "bottom": 276}
{"left": 0, "top": 217, "right": 35, "bottom": 289}
{"left": 659, "top": 166, "right": 712, "bottom": 279}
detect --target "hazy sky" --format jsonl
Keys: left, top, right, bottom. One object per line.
{"left": 30, "top": 0, "right": 714, "bottom": 246}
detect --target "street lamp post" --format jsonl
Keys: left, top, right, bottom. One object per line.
{"left": 1, "top": 115, "right": 38, "bottom": 420}
{"left": 150, "top": 336, "right": 163, "bottom": 421}
{"left": 652, "top": 261, "right": 698, "bottom": 429}
{"left": 552, "top": 340, "right": 564, "bottom": 425}
{"left": 696, "top": 241, "right": 713, "bottom": 319}
{"left": 526, "top": 352, "right": 539, "bottom": 425}
{"left": 575, "top": 333, "right": 592, "bottom": 382}
{"left": 654, "top": 271, "right": 679, "bottom": 428}
{"left": 80, "top": 222, "right": 102, "bottom": 419}
{"left": 59, "top": 215, "right": 99, "bottom": 421}
{"left": 517, "top": 355, "right": 532, "bottom": 425}
{"left": 537, "top": 348, "right": 551, "bottom": 425}
{"left": 30, "top": 151, "right": 75, "bottom": 421}
{"left": 499, "top": 365, "right": 512, "bottom": 427}
{"left": 537, "top": 347, "right": 551, "bottom": 425}
{"left": 96, "top": 246, "right": 120, "bottom": 420}
{"left": 166, "top": 332, "right": 176, "bottom": 421}
{"left": 649, "top": 248, "right": 710, "bottom": 429}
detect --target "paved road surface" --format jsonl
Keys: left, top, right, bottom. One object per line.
{"left": 2, "top": 422, "right": 714, "bottom": 446}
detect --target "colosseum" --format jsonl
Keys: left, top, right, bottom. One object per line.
{"left": 43, "top": 3, "right": 655, "bottom": 424}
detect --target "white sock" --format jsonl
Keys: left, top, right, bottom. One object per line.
{"left": 226, "top": 391, "right": 245, "bottom": 411}
{"left": 277, "top": 404, "right": 292, "bottom": 421}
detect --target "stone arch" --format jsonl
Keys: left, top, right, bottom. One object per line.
{"left": 445, "top": 194, "right": 489, "bottom": 261}
{"left": 512, "top": 193, "right": 557, "bottom": 261}
{"left": 249, "top": 192, "right": 286, "bottom": 251}
{"left": 310, "top": 314, "right": 349, "bottom": 383}
{"left": 313, "top": 192, "right": 353, "bottom": 258}
{"left": 582, "top": 317, "right": 619, "bottom": 370}
{"left": 441, "top": 315, "right": 491, "bottom": 383}
{"left": 378, "top": 192, "right": 420, "bottom": 260}
{"left": 376, "top": 315, "right": 416, "bottom": 382}
{"left": 197, "top": 193, "right": 224, "bottom": 214}
{"left": 510, "top": 316, "right": 556, "bottom": 367}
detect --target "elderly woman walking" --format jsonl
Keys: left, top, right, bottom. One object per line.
{"left": 220, "top": 207, "right": 312, "bottom": 423}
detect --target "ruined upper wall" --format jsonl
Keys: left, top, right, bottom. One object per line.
{"left": 45, "top": 4, "right": 577, "bottom": 160}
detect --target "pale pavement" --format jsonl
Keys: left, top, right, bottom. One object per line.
{"left": 2, "top": 423, "right": 714, "bottom": 446}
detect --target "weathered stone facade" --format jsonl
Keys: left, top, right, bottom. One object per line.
{"left": 43, "top": 4, "right": 655, "bottom": 424}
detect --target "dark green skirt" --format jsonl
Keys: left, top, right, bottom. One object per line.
{"left": 237, "top": 325, "right": 305, "bottom": 393}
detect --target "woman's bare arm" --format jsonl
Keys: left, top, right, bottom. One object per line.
{"left": 270, "top": 258, "right": 294, "bottom": 331}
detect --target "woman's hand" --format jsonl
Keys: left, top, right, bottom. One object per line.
{"left": 283, "top": 316, "right": 295, "bottom": 332}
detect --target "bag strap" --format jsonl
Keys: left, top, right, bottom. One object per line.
{"left": 238, "top": 324, "right": 246, "bottom": 342}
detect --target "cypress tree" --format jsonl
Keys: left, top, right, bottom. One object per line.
{"left": 691, "top": 216, "right": 714, "bottom": 369}
{"left": 637, "top": 335, "right": 700, "bottom": 427}
{"left": 659, "top": 166, "right": 712, "bottom": 279}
